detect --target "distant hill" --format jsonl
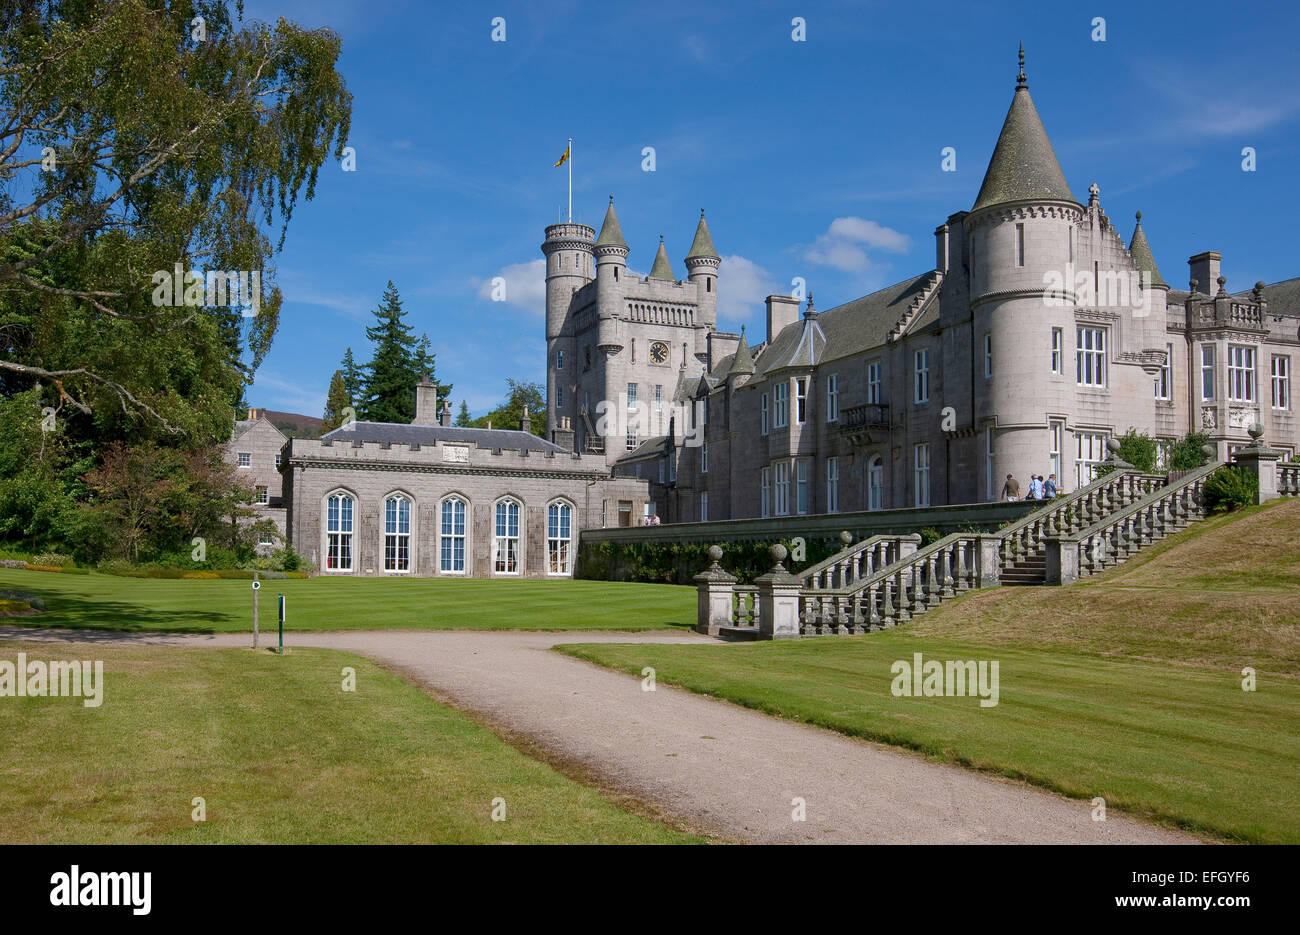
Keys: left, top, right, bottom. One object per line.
{"left": 244, "top": 407, "right": 323, "bottom": 439}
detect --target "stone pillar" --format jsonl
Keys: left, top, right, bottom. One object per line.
{"left": 756, "top": 544, "right": 803, "bottom": 640}
{"left": 1234, "top": 424, "right": 1282, "bottom": 505}
{"left": 1044, "top": 536, "right": 1079, "bottom": 586}
{"left": 693, "top": 545, "right": 737, "bottom": 636}
{"left": 975, "top": 535, "right": 1002, "bottom": 588}
{"left": 898, "top": 533, "right": 922, "bottom": 561}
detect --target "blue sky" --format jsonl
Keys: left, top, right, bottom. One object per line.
{"left": 240, "top": 0, "right": 1300, "bottom": 417}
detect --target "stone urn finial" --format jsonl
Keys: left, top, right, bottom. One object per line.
{"left": 839, "top": 530, "right": 852, "bottom": 546}
{"left": 769, "top": 543, "right": 788, "bottom": 571}
{"left": 1248, "top": 422, "right": 1264, "bottom": 442}
{"left": 1106, "top": 438, "right": 1121, "bottom": 455}
{"left": 707, "top": 544, "right": 724, "bottom": 565}
{"left": 1201, "top": 443, "right": 1217, "bottom": 460}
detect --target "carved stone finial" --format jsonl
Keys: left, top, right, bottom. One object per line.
{"left": 1248, "top": 422, "right": 1264, "bottom": 442}
{"left": 1201, "top": 443, "right": 1217, "bottom": 460}
{"left": 770, "top": 543, "right": 788, "bottom": 567}
{"left": 839, "top": 530, "right": 852, "bottom": 546}
{"left": 1135, "top": 210, "right": 1142, "bottom": 223}
{"left": 707, "top": 544, "right": 723, "bottom": 564}
{"left": 1016, "top": 41, "right": 1027, "bottom": 90}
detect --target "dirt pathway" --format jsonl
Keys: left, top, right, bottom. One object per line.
{"left": 0, "top": 626, "right": 1198, "bottom": 844}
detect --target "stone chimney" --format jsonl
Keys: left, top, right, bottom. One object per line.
{"left": 439, "top": 400, "right": 451, "bottom": 427}
{"left": 520, "top": 405, "right": 531, "bottom": 434}
{"left": 551, "top": 416, "right": 575, "bottom": 452}
{"left": 1188, "top": 252, "right": 1221, "bottom": 295}
{"left": 766, "top": 294, "right": 799, "bottom": 344}
{"left": 413, "top": 376, "right": 439, "bottom": 425}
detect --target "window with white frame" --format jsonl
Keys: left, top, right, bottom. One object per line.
{"left": 914, "top": 349, "right": 930, "bottom": 403}
{"left": 795, "top": 377, "right": 808, "bottom": 424}
{"left": 796, "top": 459, "right": 809, "bottom": 515}
{"left": 440, "top": 496, "right": 467, "bottom": 573}
{"left": 654, "top": 384, "right": 662, "bottom": 412}
{"left": 238, "top": 452, "right": 251, "bottom": 468}
{"left": 826, "top": 374, "right": 839, "bottom": 422}
{"left": 557, "top": 386, "right": 564, "bottom": 409}
{"left": 1051, "top": 328, "right": 1063, "bottom": 374}
{"left": 760, "top": 467, "right": 772, "bottom": 518}
{"left": 699, "top": 491, "right": 709, "bottom": 522}
{"left": 868, "top": 456, "right": 884, "bottom": 511}
{"left": 774, "top": 461, "right": 790, "bottom": 515}
{"left": 626, "top": 427, "right": 637, "bottom": 451}
{"left": 984, "top": 334, "right": 992, "bottom": 378}
{"left": 626, "top": 383, "right": 637, "bottom": 410}
{"left": 1076, "top": 431, "right": 1107, "bottom": 489}
{"left": 986, "top": 427, "right": 997, "bottom": 501}
{"left": 493, "top": 499, "right": 521, "bottom": 574}
{"left": 701, "top": 442, "right": 708, "bottom": 473}
{"left": 557, "top": 349, "right": 564, "bottom": 371}
{"left": 1076, "top": 327, "right": 1106, "bottom": 387}
{"left": 866, "top": 361, "right": 882, "bottom": 404}
{"left": 760, "top": 394, "right": 770, "bottom": 435}
{"left": 325, "top": 493, "right": 354, "bottom": 571}
{"left": 1155, "top": 342, "right": 1172, "bottom": 399}
{"left": 384, "top": 494, "right": 411, "bottom": 572}
{"left": 255, "top": 485, "right": 268, "bottom": 505}
{"left": 1273, "top": 355, "right": 1291, "bottom": 410}
{"left": 914, "top": 443, "right": 931, "bottom": 507}
{"left": 1227, "top": 345, "right": 1256, "bottom": 402}
{"left": 1201, "top": 345, "right": 1216, "bottom": 400}
{"left": 826, "top": 457, "right": 839, "bottom": 513}
{"left": 275, "top": 454, "right": 282, "bottom": 469}
{"left": 773, "top": 383, "right": 789, "bottom": 428}
{"left": 546, "top": 501, "right": 572, "bottom": 575}
{"left": 1049, "top": 421, "right": 1063, "bottom": 488}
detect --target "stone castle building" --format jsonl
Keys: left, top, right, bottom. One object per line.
{"left": 544, "top": 51, "right": 1299, "bottom": 522}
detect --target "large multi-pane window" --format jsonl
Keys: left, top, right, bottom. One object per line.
{"left": 626, "top": 427, "right": 637, "bottom": 451}
{"left": 826, "top": 457, "right": 839, "bottom": 513}
{"left": 868, "top": 456, "right": 884, "bottom": 511}
{"left": 654, "top": 384, "right": 662, "bottom": 413}
{"left": 1076, "top": 432, "right": 1107, "bottom": 488}
{"left": 795, "top": 378, "right": 808, "bottom": 424}
{"left": 914, "top": 443, "right": 931, "bottom": 507}
{"left": 773, "top": 383, "right": 789, "bottom": 428}
{"left": 826, "top": 374, "right": 839, "bottom": 422}
{"left": 1049, "top": 422, "right": 1064, "bottom": 488}
{"left": 440, "top": 496, "right": 467, "bottom": 574}
{"left": 866, "top": 361, "right": 882, "bottom": 404}
{"left": 914, "top": 349, "right": 930, "bottom": 403}
{"left": 760, "top": 394, "right": 770, "bottom": 435}
{"left": 546, "top": 501, "right": 572, "bottom": 575}
{"left": 1227, "top": 345, "right": 1256, "bottom": 402}
{"left": 325, "top": 493, "right": 354, "bottom": 571}
{"left": 1051, "top": 328, "right": 1063, "bottom": 374}
{"left": 237, "top": 452, "right": 251, "bottom": 467}
{"left": 494, "top": 499, "right": 521, "bottom": 574}
{"left": 383, "top": 495, "right": 411, "bottom": 572}
{"left": 626, "top": 383, "right": 638, "bottom": 410}
{"left": 795, "top": 459, "right": 809, "bottom": 515}
{"left": 1076, "top": 327, "right": 1106, "bottom": 387}
{"left": 760, "top": 467, "right": 772, "bottom": 518}
{"left": 255, "top": 485, "right": 268, "bottom": 505}
{"left": 1273, "top": 355, "right": 1291, "bottom": 410}
{"left": 1155, "top": 342, "right": 1173, "bottom": 399}
{"left": 774, "top": 461, "right": 790, "bottom": 516}
{"left": 1201, "top": 345, "right": 1216, "bottom": 400}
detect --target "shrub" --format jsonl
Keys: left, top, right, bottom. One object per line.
{"left": 0, "top": 599, "right": 33, "bottom": 614}
{"left": 919, "top": 527, "right": 943, "bottom": 546}
{"left": 1169, "top": 431, "right": 1212, "bottom": 471}
{"left": 181, "top": 571, "right": 221, "bottom": 579}
{"left": 1203, "top": 466, "right": 1258, "bottom": 513}
{"left": 32, "top": 552, "right": 74, "bottom": 567}
{"left": 24, "top": 564, "right": 62, "bottom": 573}
{"left": 0, "top": 590, "right": 44, "bottom": 611}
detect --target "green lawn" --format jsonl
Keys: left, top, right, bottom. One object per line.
{"left": 557, "top": 500, "right": 1300, "bottom": 844}
{"left": 0, "top": 568, "right": 693, "bottom": 633}
{"left": 0, "top": 641, "right": 701, "bottom": 843}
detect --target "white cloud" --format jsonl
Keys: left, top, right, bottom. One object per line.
{"left": 473, "top": 258, "right": 547, "bottom": 315}
{"left": 717, "top": 254, "right": 781, "bottom": 327}
{"left": 804, "top": 216, "right": 911, "bottom": 273}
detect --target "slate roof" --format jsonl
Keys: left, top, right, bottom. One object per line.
{"left": 595, "top": 197, "right": 627, "bottom": 249}
{"left": 614, "top": 435, "right": 672, "bottom": 465}
{"left": 649, "top": 237, "right": 675, "bottom": 280}
{"left": 320, "top": 421, "right": 567, "bottom": 454}
{"left": 1127, "top": 213, "right": 1166, "bottom": 288}
{"left": 726, "top": 330, "right": 756, "bottom": 376}
{"left": 685, "top": 211, "right": 718, "bottom": 260}
{"left": 972, "top": 83, "right": 1076, "bottom": 214}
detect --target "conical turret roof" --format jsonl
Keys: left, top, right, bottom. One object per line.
{"left": 1128, "top": 211, "right": 1166, "bottom": 288}
{"left": 649, "top": 236, "right": 675, "bottom": 280}
{"left": 726, "top": 328, "right": 755, "bottom": 376}
{"left": 972, "top": 47, "right": 1076, "bottom": 214}
{"left": 685, "top": 209, "right": 718, "bottom": 260}
{"left": 595, "top": 196, "right": 627, "bottom": 249}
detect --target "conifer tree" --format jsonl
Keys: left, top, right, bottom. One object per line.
{"left": 454, "top": 400, "right": 472, "bottom": 427}
{"left": 321, "top": 370, "right": 351, "bottom": 431}
{"left": 340, "top": 347, "right": 363, "bottom": 407}
{"left": 359, "top": 282, "right": 419, "bottom": 423}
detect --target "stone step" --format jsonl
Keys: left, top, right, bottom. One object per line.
{"left": 717, "top": 625, "right": 760, "bottom": 642}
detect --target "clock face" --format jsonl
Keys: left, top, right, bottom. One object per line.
{"left": 649, "top": 341, "right": 669, "bottom": 365}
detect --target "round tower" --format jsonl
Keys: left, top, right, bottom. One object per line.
{"left": 964, "top": 44, "right": 1083, "bottom": 490}
{"left": 684, "top": 208, "right": 720, "bottom": 361}
{"left": 541, "top": 220, "right": 595, "bottom": 436}
{"left": 593, "top": 196, "right": 629, "bottom": 324}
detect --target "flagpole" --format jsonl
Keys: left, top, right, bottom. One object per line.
{"left": 567, "top": 137, "right": 573, "bottom": 221}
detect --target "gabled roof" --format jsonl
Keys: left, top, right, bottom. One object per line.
{"left": 971, "top": 51, "right": 1076, "bottom": 214}
{"left": 232, "top": 418, "right": 288, "bottom": 442}
{"left": 649, "top": 236, "right": 675, "bottom": 280}
{"left": 1128, "top": 212, "right": 1166, "bottom": 288}
{"left": 319, "top": 421, "right": 566, "bottom": 454}
{"left": 614, "top": 435, "right": 672, "bottom": 465}
{"left": 595, "top": 197, "right": 627, "bottom": 249}
{"left": 685, "top": 210, "right": 718, "bottom": 260}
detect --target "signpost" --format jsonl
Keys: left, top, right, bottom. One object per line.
{"left": 277, "top": 594, "right": 285, "bottom": 655}
{"left": 251, "top": 573, "right": 261, "bottom": 649}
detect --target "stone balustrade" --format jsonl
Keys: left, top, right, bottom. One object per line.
{"left": 799, "top": 533, "right": 920, "bottom": 591}
{"left": 1278, "top": 462, "right": 1300, "bottom": 497}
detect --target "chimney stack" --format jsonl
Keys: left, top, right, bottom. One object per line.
{"left": 413, "top": 376, "right": 439, "bottom": 425}
{"left": 765, "top": 294, "right": 799, "bottom": 344}
{"left": 439, "top": 400, "right": 451, "bottom": 427}
{"left": 552, "top": 416, "right": 575, "bottom": 453}
{"left": 520, "top": 405, "right": 532, "bottom": 434}
{"left": 1188, "top": 252, "right": 1221, "bottom": 296}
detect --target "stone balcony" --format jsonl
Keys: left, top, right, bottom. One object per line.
{"left": 839, "top": 403, "right": 890, "bottom": 446}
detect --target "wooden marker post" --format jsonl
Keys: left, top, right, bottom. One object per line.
{"left": 251, "top": 573, "right": 261, "bottom": 649}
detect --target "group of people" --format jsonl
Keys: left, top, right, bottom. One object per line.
{"left": 1001, "top": 473, "right": 1060, "bottom": 502}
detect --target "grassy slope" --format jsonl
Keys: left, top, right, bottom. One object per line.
{"left": 558, "top": 500, "right": 1300, "bottom": 843}
{"left": 0, "top": 642, "right": 699, "bottom": 844}
{"left": 0, "top": 569, "right": 694, "bottom": 633}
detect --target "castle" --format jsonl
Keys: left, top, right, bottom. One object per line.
{"left": 543, "top": 50, "right": 1299, "bottom": 523}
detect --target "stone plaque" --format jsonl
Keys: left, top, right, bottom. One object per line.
{"left": 442, "top": 445, "right": 470, "bottom": 463}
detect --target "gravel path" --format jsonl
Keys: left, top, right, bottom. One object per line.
{"left": 1, "top": 626, "right": 1198, "bottom": 844}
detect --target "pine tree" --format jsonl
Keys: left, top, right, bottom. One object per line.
{"left": 359, "top": 282, "right": 419, "bottom": 423}
{"left": 340, "top": 347, "right": 363, "bottom": 407}
{"left": 413, "top": 332, "right": 453, "bottom": 404}
{"left": 454, "top": 400, "right": 472, "bottom": 427}
{"left": 321, "top": 370, "right": 351, "bottom": 432}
